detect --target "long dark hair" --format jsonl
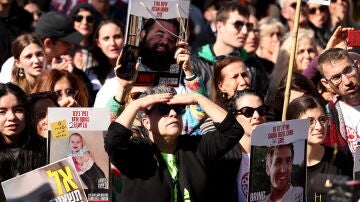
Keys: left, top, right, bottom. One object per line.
{"left": 227, "top": 89, "right": 264, "bottom": 113}
{"left": 266, "top": 72, "right": 325, "bottom": 121}
{"left": 0, "top": 83, "right": 46, "bottom": 182}
{"left": 92, "top": 19, "right": 125, "bottom": 84}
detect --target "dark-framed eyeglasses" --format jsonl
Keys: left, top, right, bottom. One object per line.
{"left": 323, "top": 63, "right": 356, "bottom": 85}
{"left": 309, "top": 115, "right": 329, "bottom": 128}
{"left": 232, "top": 105, "right": 268, "bottom": 118}
{"left": 55, "top": 88, "right": 78, "bottom": 98}
{"left": 74, "top": 15, "right": 94, "bottom": 23}
{"left": 290, "top": 1, "right": 307, "bottom": 9}
{"left": 232, "top": 20, "right": 253, "bottom": 32}
{"left": 309, "top": 5, "right": 328, "bottom": 14}
{"left": 214, "top": 51, "right": 240, "bottom": 62}
{"left": 146, "top": 104, "right": 186, "bottom": 115}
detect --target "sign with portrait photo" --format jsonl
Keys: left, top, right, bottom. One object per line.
{"left": 122, "top": 0, "right": 190, "bottom": 86}
{"left": 248, "top": 119, "right": 308, "bottom": 202}
{"left": 1, "top": 157, "right": 87, "bottom": 202}
{"left": 48, "top": 107, "right": 111, "bottom": 201}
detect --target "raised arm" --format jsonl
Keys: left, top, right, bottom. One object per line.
{"left": 168, "top": 93, "right": 227, "bottom": 123}
{"left": 325, "top": 26, "right": 354, "bottom": 51}
{"left": 115, "top": 93, "right": 174, "bottom": 128}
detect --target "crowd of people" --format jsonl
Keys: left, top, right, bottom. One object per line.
{"left": 1, "top": 0, "right": 360, "bottom": 201}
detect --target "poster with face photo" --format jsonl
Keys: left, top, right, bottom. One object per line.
{"left": 48, "top": 107, "right": 111, "bottom": 201}
{"left": 307, "top": 0, "right": 330, "bottom": 6}
{"left": 248, "top": 119, "right": 308, "bottom": 202}
{"left": 121, "top": 0, "right": 190, "bottom": 86}
{"left": 1, "top": 157, "right": 87, "bottom": 202}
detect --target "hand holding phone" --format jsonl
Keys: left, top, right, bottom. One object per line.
{"left": 115, "top": 45, "right": 140, "bottom": 80}
{"left": 348, "top": 30, "right": 360, "bottom": 47}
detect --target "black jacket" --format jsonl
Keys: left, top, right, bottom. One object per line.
{"left": 104, "top": 113, "right": 244, "bottom": 202}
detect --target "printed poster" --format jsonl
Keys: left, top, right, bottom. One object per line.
{"left": 307, "top": 0, "right": 330, "bottom": 6}
{"left": 248, "top": 119, "right": 308, "bottom": 202}
{"left": 1, "top": 157, "right": 87, "bottom": 202}
{"left": 124, "top": 0, "right": 190, "bottom": 86}
{"left": 48, "top": 108, "right": 111, "bottom": 201}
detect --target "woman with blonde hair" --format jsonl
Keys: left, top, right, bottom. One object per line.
{"left": 11, "top": 33, "right": 46, "bottom": 95}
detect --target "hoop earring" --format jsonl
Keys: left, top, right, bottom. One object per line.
{"left": 18, "top": 67, "right": 25, "bottom": 77}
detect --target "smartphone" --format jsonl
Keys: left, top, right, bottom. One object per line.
{"left": 116, "top": 45, "right": 140, "bottom": 80}
{"left": 347, "top": 30, "right": 360, "bottom": 47}
{"left": 56, "top": 57, "right": 63, "bottom": 63}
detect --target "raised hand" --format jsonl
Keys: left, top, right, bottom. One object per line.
{"left": 174, "top": 41, "right": 193, "bottom": 77}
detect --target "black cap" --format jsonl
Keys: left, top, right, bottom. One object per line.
{"left": 35, "top": 11, "right": 84, "bottom": 45}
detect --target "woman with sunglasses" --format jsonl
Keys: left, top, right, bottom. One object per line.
{"left": 105, "top": 84, "right": 245, "bottom": 202}
{"left": 32, "top": 69, "right": 89, "bottom": 107}
{"left": 307, "top": 2, "right": 332, "bottom": 49}
{"left": 69, "top": 3, "right": 101, "bottom": 72}
{"left": 286, "top": 95, "right": 353, "bottom": 202}
{"left": 204, "top": 89, "right": 267, "bottom": 202}
{"left": 0, "top": 83, "right": 47, "bottom": 201}
{"left": 97, "top": 41, "right": 207, "bottom": 136}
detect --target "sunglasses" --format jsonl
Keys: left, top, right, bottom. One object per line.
{"left": 147, "top": 104, "right": 186, "bottom": 115}
{"left": 331, "top": 0, "right": 347, "bottom": 3}
{"left": 233, "top": 105, "right": 268, "bottom": 118}
{"left": 55, "top": 88, "right": 78, "bottom": 98}
{"left": 74, "top": 15, "right": 94, "bottom": 23}
{"left": 309, "top": 5, "right": 327, "bottom": 14}
{"left": 290, "top": 2, "right": 307, "bottom": 9}
{"left": 233, "top": 20, "right": 254, "bottom": 32}
{"left": 129, "top": 91, "right": 143, "bottom": 100}
{"left": 214, "top": 51, "right": 240, "bottom": 62}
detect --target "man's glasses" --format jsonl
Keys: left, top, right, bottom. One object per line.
{"left": 232, "top": 20, "right": 254, "bottom": 32}
{"left": 232, "top": 105, "right": 268, "bottom": 118}
{"left": 323, "top": 64, "right": 356, "bottom": 85}
{"left": 290, "top": 2, "right": 307, "bottom": 9}
{"left": 214, "top": 51, "right": 240, "bottom": 62}
{"left": 309, "top": 116, "right": 329, "bottom": 129}
{"left": 309, "top": 5, "right": 327, "bottom": 14}
{"left": 55, "top": 88, "right": 78, "bottom": 98}
{"left": 147, "top": 104, "right": 186, "bottom": 115}
{"left": 74, "top": 15, "right": 94, "bottom": 23}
